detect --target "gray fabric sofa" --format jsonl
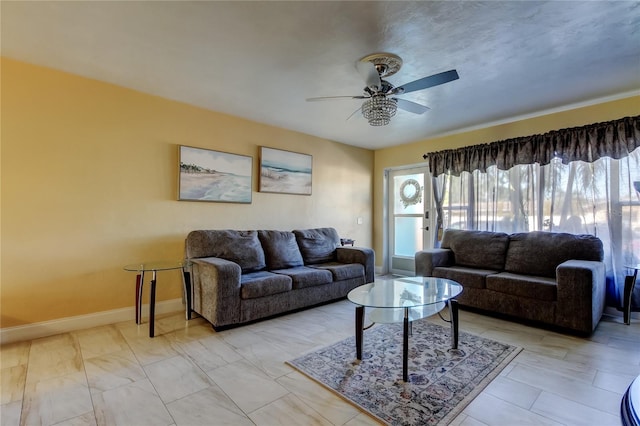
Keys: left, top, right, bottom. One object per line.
{"left": 185, "top": 227, "right": 374, "bottom": 329}
{"left": 415, "top": 229, "right": 606, "bottom": 334}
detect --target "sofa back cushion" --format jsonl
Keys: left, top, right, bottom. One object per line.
{"left": 293, "top": 227, "right": 339, "bottom": 264}
{"left": 440, "top": 229, "right": 510, "bottom": 271}
{"left": 185, "top": 230, "right": 266, "bottom": 273}
{"left": 504, "top": 231, "right": 604, "bottom": 278}
{"left": 257, "top": 230, "right": 304, "bottom": 270}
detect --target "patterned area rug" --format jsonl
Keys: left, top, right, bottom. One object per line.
{"left": 287, "top": 321, "right": 521, "bottom": 425}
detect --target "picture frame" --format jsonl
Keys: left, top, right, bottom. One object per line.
{"left": 259, "top": 147, "right": 312, "bottom": 195}
{"left": 178, "top": 145, "right": 252, "bottom": 203}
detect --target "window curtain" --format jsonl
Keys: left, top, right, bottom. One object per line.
{"left": 431, "top": 174, "right": 448, "bottom": 247}
{"left": 428, "top": 116, "right": 639, "bottom": 176}
{"left": 427, "top": 115, "right": 640, "bottom": 311}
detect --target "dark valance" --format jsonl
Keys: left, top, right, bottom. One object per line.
{"left": 426, "top": 115, "right": 640, "bottom": 176}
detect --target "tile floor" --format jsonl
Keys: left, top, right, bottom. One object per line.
{"left": 2, "top": 282, "right": 639, "bottom": 426}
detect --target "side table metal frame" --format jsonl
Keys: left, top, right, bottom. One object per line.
{"left": 128, "top": 261, "right": 192, "bottom": 338}
{"left": 623, "top": 266, "right": 639, "bottom": 325}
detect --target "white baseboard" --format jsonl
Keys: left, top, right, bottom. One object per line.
{"left": 4, "top": 300, "right": 632, "bottom": 345}
{"left": 0, "top": 299, "right": 185, "bottom": 344}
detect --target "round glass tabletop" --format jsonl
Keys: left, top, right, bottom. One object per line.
{"left": 123, "top": 260, "right": 191, "bottom": 272}
{"left": 347, "top": 276, "right": 462, "bottom": 309}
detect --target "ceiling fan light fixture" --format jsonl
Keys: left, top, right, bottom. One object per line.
{"left": 362, "top": 95, "right": 397, "bottom": 126}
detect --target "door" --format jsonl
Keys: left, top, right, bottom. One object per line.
{"left": 387, "top": 167, "right": 433, "bottom": 276}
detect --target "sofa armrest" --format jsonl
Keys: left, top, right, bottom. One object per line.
{"left": 190, "top": 257, "right": 242, "bottom": 327}
{"left": 336, "top": 247, "right": 375, "bottom": 283}
{"left": 415, "top": 248, "right": 453, "bottom": 277}
{"left": 555, "top": 259, "right": 606, "bottom": 333}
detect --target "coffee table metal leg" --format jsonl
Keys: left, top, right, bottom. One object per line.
{"left": 403, "top": 307, "right": 409, "bottom": 382}
{"left": 449, "top": 299, "right": 459, "bottom": 349}
{"left": 149, "top": 271, "right": 157, "bottom": 338}
{"left": 355, "top": 306, "right": 364, "bottom": 360}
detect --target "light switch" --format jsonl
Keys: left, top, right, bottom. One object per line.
{"left": 357, "top": 217, "right": 363, "bottom": 225}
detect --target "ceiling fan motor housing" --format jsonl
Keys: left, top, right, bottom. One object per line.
{"left": 364, "top": 80, "right": 395, "bottom": 96}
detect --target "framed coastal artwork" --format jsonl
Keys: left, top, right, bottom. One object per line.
{"left": 259, "top": 147, "right": 312, "bottom": 195}
{"left": 178, "top": 145, "right": 252, "bottom": 203}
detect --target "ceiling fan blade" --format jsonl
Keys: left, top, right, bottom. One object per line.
{"left": 306, "top": 95, "right": 368, "bottom": 102}
{"left": 391, "top": 69, "right": 459, "bottom": 95}
{"left": 356, "top": 61, "right": 382, "bottom": 91}
{"left": 394, "top": 98, "right": 430, "bottom": 114}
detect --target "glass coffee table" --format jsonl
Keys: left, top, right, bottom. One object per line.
{"left": 347, "top": 276, "right": 463, "bottom": 382}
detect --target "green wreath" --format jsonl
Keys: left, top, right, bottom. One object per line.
{"left": 399, "top": 179, "right": 422, "bottom": 208}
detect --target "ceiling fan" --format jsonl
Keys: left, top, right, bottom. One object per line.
{"left": 306, "top": 53, "right": 459, "bottom": 126}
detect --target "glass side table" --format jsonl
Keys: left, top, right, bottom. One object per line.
{"left": 624, "top": 265, "right": 639, "bottom": 325}
{"left": 124, "top": 260, "right": 192, "bottom": 337}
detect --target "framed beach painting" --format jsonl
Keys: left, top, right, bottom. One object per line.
{"left": 178, "top": 145, "right": 252, "bottom": 203}
{"left": 259, "top": 147, "right": 312, "bottom": 195}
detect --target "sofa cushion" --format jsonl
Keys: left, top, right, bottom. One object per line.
{"left": 432, "top": 266, "right": 498, "bottom": 289}
{"left": 240, "top": 271, "right": 292, "bottom": 299}
{"left": 441, "top": 229, "right": 510, "bottom": 270}
{"left": 486, "top": 272, "right": 557, "bottom": 302}
{"left": 293, "top": 228, "right": 340, "bottom": 264}
{"left": 272, "top": 266, "right": 333, "bottom": 289}
{"left": 504, "top": 231, "right": 604, "bottom": 278}
{"left": 311, "top": 262, "right": 364, "bottom": 281}
{"left": 258, "top": 230, "right": 304, "bottom": 270}
{"left": 186, "top": 230, "right": 266, "bottom": 273}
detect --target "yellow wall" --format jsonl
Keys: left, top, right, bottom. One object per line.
{"left": 1, "top": 58, "right": 374, "bottom": 328}
{"left": 372, "top": 96, "right": 640, "bottom": 263}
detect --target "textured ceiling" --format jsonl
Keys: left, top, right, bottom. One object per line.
{"left": 2, "top": 1, "right": 639, "bottom": 149}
